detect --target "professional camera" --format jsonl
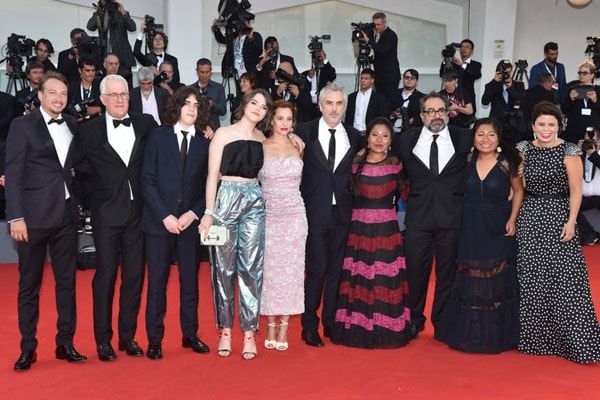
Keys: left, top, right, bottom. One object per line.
{"left": 67, "top": 98, "right": 96, "bottom": 118}
{"left": 441, "top": 43, "right": 461, "bottom": 71}
{"left": 0, "top": 33, "right": 36, "bottom": 78}
{"left": 275, "top": 68, "right": 309, "bottom": 91}
{"left": 350, "top": 22, "right": 374, "bottom": 42}
{"left": 582, "top": 127, "right": 597, "bottom": 152}
{"left": 497, "top": 59, "right": 512, "bottom": 81}
{"left": 18, "top": 89, "right": 40, "bottom": 110}
{"left": 94, "top": 0, "right": 119, "bottom": 15}
{"left": 144, "top": 15, "right": 164, "bottom": 36}
{"left": 268, "top": 48, "right": 279, "bottom": 66}
{"left": 585, "top": 36, "right": 600, "bottom": 79}
{"left": 308, "top": 34, "right": 331, "bottom": 53}
{"left": 74, "top": 34, "right": 101, "bottom": 63}
{"left": 213, "top": 0, "right": 255, "bottom": 38}
{"left": 154, "top": 71, "right": 169, "bottom": 84}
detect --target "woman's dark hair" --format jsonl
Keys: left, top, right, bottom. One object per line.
{"left": 267, "top": 99, "right": 296, "bottom": 137}
{"left": 163, "top": 86, "right": 210, "bottom": 132}
{"left": 352, "top": 117, "right": 394, "bottom": 196}
{"left": 233, "top": 88, "right": 273, "bottom": 132}
{"left": 36, "top": 38, "right": 54, "bottom": 55}
{"left": 239, "top": 72, "right": 257, "bottom": 90}
{"left": 531, "top": 101, "right": 564, "bottom": 131}
{"left": 471, "top": 117, "right": 521, "bottom": 177}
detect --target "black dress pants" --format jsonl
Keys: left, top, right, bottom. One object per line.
{"left": 17, "top": 200, "right": 77, "bottom": 351}
{"left": 92, "top": 205, "right": 144, "bottom": 345}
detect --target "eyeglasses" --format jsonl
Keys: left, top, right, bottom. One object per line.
{"left": 404, "top": 76, "right": 417, "bottom": 80}
{"left": 422, "top": 108, "right": 448, "bottom": 117}
{"left": 102, "top": 92, "right": 130, "bottom": 100}
{"left": 578, "top": 71, "right": 591, "bottom": 75}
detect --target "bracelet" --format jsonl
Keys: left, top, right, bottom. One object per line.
{"left": 204, "top": 209, "right": 224, "bottom": 223}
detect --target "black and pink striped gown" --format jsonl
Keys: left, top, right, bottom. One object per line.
{"left": 331, "top": 156, "right": 413, "bottom": 349}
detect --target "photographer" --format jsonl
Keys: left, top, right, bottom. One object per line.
{"left": 15, "top": 61, "right": 44, "bottom": 115}
{"left": 481, "top": 60, "right": 526, "bottom": 145}
{"left": 562, "top": 61, "right": 600, "bottom": 144}
{"left": 57, "top": 28, "right": 87, "bottom": 83}
{"left": 274, "top": 61, "right": 315, "bottom": 123}
{"left": 103, "top": 53, "right": 120, "bottom": 76}
{"left": 389, "top": 69, "right": 425, "bottom": 133}
{"left": 357, "top": 12, "right": 400, "bottom": 98}
{"left": 256, "top": 36, "right": 298, "bottom": 90}
{"left": 211, "top": 18, "right": 262, "bottom": 80}
{"left": 302, "top": 48, "right": 336, "bottom": 105}
{"left": 87, "top": 0, "right": 136, "bottom": 84}
{"left": 0, "top": 91, "right": 18, "bottom": 218}
{"left": 577, "top": 128, "right": 600, "bottom": 245}
{"left": 66, "top": 57, "right": 102, "bottom": 122}
{"left": 27, "top": 38, "right": 56, "bottom": 72}
{"left": 439, "top": 39, "right": 482, "bottom": 113}
{"left": 439, "top": 69, "right": 474, "bottom": 128}
{"left": 134, "top": 20, "right": 181, "bottom": 85}
{"left": 191, "top": 58, "right": 226, "bottom": 129}
{"left": 155, "top": 60, "right": 184, "bottom": 96}
{"left": 523, "top": 71, "right": 557, "bottom": 131}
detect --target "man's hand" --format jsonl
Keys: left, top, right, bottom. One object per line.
{"left": 289, "top": 84, "right": 300, "bottom": 97}
{"left": 159, "top": 82, "right": 174, "bottom": 95}
{"left": 358, "top": 31, "right": 368, "bottom": 43}
{"left": 587, "top": 90, "right": 597, "bottom": 103}
{"left": 162, "top": 215, "right": 181, "bottom": 234}
{"left": 10, "top": 220, "right": 28, "bottom": 242}
{"left": 493, "top": 71, "right": 502, "bottom": 82}
{"left": 140, "top": 21, "right": 147, "bottom": 33}
{"left": 178, "top": 211, "right": 197, "bottom": 232}
{"left": 276, "top": 82, "right": 288, "bottom": 96}
{"left": 203, "top": 126, "right": 215, "bottom": 139}
{"left": 452, "top": 57, "right": 462, "bottom": 66}
{"left": 118, "top": 2, "right": 127, "bottom": 16}
{"left": 505, "top": 77, "right": 513, "bottom": 88}
{"left": 0, "top": 175, "right": 5, "bottom": 187}
{"left": 570, "top": 89, "right": 578, "bottom": 101}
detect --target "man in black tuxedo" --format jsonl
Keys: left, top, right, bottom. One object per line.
{"left": 390, "top": 69, "right": 425, "bottom": 133}
{"left": 358, "top": 12, "right": 400, "bottom": 98}
{"left": 133, "top": 24, "right": 180, "bottom": 86}
{"left": 395, "top": 92, "right": 472, "bottom": 338}
{"left": 344, "top": 68, "right": 388, "bottom": 134}
{"left": 5, "top": 72, "right": 87, "bottom": 371}
{"left": 211, "top": 19, "right": 263, "bottom": 80}
{"left": 256, "top": 36, "right": 298, "bottom": 91}
{"left": 142, "top": 87, "right": 211, "bottom": 360}
{"left": 87, "top": 1, "right": 136, "bottom": 85}
{"left": 0, "top": 91, "right": 17, "bottom": 218}
{"left": 191, "top": 58, "right": 226, "bottom": 129}
{"left": 273, "top": 62, "right": 317, "bottom": 123}
{"left": 15, "top": 62, "right": 45, "bottom": 115}
{"left": 302, "top": 49, "right": 337, "bottom": 108}
{"left": 156, "top": 61, "right": 185, "bottom": 96}
{"left": 78, "top": 74, "right": 157, "bottom": 361}
{"left": 439, "top": 39, "right": 482, "bottom": 114}
{"left": 66, "top": 58, "right": 103, "bottom": 123}
{"left": 57, "top": 28, "right": 87, "bottom": 84}
{"left": 129, "top": 66, "right": 168, "bottom": 125}
{"left": 296, "top": 83, "right": 361, "bottom": 347}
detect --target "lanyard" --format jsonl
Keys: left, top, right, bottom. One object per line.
{"left": 544, "top": 63, "right": 557, "bottom": 79}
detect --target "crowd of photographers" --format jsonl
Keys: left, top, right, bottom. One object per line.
{"left": 1, "top": 3, "right": 600, "bottom": 242}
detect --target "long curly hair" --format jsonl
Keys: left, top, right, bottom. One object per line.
{"left": 162, "top": 86, "right": 211, "bottom": 132}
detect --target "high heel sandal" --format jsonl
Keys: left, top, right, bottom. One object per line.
{"left": 242, "top": 332, "right": 257, "bottom": 360}
{"left": 264, "top": 322, "right": 277, "bottom": 350}
{"left": 275, "top": 320, "right": 289, "bottom": 351}
{"left": 217, "top": 329, "right": 232, "bottom": 357}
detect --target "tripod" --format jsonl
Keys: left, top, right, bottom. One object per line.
{"left": 512, "top": 66, "right": 529, "bottom": 85}
{"left": 222, "top": 65, "right": 239, "bottom": 115}
{"left": 2, "top": 59, "right": 29, "bottom": 95}
{"left": 354, "top": 43, "right": 373, "bottom": 91}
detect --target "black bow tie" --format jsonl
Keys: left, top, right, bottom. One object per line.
{"left": 113, "top": 118, "right": 131, "bottom": 128}
{"left": 48, "top": 118, "right": 65, "bottom": 125}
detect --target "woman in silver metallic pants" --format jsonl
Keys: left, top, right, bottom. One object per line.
{"left": 199, "top": 89, "right": 272, "bottom": 360}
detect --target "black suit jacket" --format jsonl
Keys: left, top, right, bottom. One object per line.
{"left": 368, "top": 28, "right": 400, "bottom": 86}
{"left": 301, "top": 61, "right": 337, "bottom": 93}
{"left": 133, "top": 39, "right": 181, "bottom": 85}
{"left": 4, "top": 109, "right": 79, "bottom": 228}
{"left": 77, "top": 112, "right": 157, "bottom": 228}
{"left": 344, "top": 89, "right": 389, "bottom": 129}
{"left": 87, "top": 10, "right": 136, "bottom": 66}
{"left": 0, "top": 91, "right": 17, "bottom": 174}
{"left": 190, "top": 81, "right": 226, "bottom": 129}
{"left": 524, "top": 85, "right": 557, "bottom": 126}
{"left": 389, "top": 88, "right": 425, "bottom": 130}
{"left": 142, "top": 126, "right": 209, "bottom": 236}
{"left": 57, "top": 49, "right": 80, "bottom": 84}
{"left": 482, "top": 80, "right": 526, "bottom": 122}
{"left": 396, "top": 126, "right": 472, "bottom": 230}
{"left": 128, "top": 85, "right": 169, "bottom": 124}
{"left": 258, "top": 54, "right": 298, "bottom": 90}
{"left": 212, "top": 29, "right": 263, "bottom": 76}
{"left": 296, "top": 119, "right": 361, "bottom": 225}
{"left": 440, "top": 60, "right": 482, "bottom": 112}
{"left": 67, "top": 80, "right": 103, "bottom": 120}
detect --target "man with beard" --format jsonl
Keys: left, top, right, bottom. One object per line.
{"left": 129, "top": 66, "right": 168, "bottom": 125}
{"left": 528, "top": 42, "right": 567, "bottom": 103}
{"left": 395, "top": 92, "right": 472, "bottom": 339}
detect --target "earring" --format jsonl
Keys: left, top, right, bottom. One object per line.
{"left": 496, "top": 146, "right": 502, "bottom": 153}
{"left": 469, "top": 146, "right": 474, "bottom": 153}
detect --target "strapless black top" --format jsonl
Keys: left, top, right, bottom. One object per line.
{"left": 220, "top": 140, "right": 264, "bottom": 179}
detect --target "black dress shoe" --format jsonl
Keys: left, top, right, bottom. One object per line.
{"left": 301, "top": 329, "right": 324, "bottom": 347}
{"left": 97, "top": 343, "right": 117, "bottom": 361}
{"left": 118, "top": 339, "right": 144, "bottom": 357}
{"left": 409, "top": 323, "right": 425, "bottom": 339}
{"left": 14, "top": 350, "right": 36, "bottom": 371}
{"left": 323, "top": 325, "right": 332, "bottom": 338}
{"left": 182, "top": 336, "right": 210, "bottom": 354}
{"left": 56, "top": 344, "right": 87, "bottom": 362}
{"left": 147, "top": 343, "right": 163, "bottom": 360}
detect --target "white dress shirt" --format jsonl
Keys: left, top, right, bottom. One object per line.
{"left": 234, "top": 35, "right": 247, "bottom": 74}
{"left": 173, "top": 122, "right": 196, "bottom": 153}
{"left": 583, "top": 153, "right": 600, "bottom": 197}
{"left": 141, "top": 88, "right": 161, "bottom": 125}
{"left": 40, "top": 107, "right": 72, "bottom": 199}
{"left": 413, "top": 125, "right": 455, "bottom": 173}
{"left": 353, "top": 88, "right": 372, "bottom": 132}
{"left": 106, "top": 113, "right": 136, "bottom": 199}
{"left": 318, "top": 118, "right": 350, "bottom": 205}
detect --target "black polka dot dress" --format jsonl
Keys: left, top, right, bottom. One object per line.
{"left": 516, "top": 141, "right": 600, "bottom": 363}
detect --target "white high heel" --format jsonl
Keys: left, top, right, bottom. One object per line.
{"left": 264, "top": 322, "right": 277, "bottom": 349}
{"left": 275, "top": 320, "right": 289, "bottom": 351}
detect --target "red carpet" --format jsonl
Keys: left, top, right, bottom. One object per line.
{"left": 1, "top": 247, "right": 599, "bottom": 400}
